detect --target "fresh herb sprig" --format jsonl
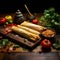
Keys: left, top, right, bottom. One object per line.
{"left": 40, "top": 8, "right": 60, "bottom": 28}
{"left": 0, "top": 39, "right": 10, "bottom": 48}
{"left": 53, "top": 40, "right": 60, "bottom": 50}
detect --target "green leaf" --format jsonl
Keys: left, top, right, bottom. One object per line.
{"left": 5, "top": 22, "right": 9, "bottom": 25}
{"left": 14, "top": 44, "right": 20, "bottom": 48}
{"left": 44, "top": 14, "right": 50, "bottom": 19}
{"left": 51, "top": 19, "right": 55, "bottom": 23}
{"left": 44, "top": 10, "right": 50, "bottom": 15}
{"left": 40, "top": 16, "right": 45, "bottom": 22}
{"left": 1, "top": 39, "right": 10, "bottom": 46}
{"left": 56, "top": 45, "right": 60, "bottom": 49}
{"left": 2, "top": 41, "right": 6, "bottom": 46}
{"left": 9, "top": 20, "right": 13, "bottom": 23}
{"left": 54, "top": 22, "right": 57, "bottom": 25}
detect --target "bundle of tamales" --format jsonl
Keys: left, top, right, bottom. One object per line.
{"left": 11, "top": 21, "right": 46, "bottom": 41}
{"left": 21, "top": 21, "right": 46, "bottom": 32}
{"left": 12, "top": 26, "right": 40, "bottom": 41}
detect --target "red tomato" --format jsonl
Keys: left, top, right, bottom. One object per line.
{"left": 32, "top": 19, "right": 38, "bottom": 24}
{"left": 0, "top": 18, "right": 6, "bottom": 24}
{"left": 41, "top": 39, "right": 52, "bottom": 48}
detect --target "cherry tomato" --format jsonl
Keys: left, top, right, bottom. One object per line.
{"left": 32, "top": 19, "right": 39, "bottom": 24}
{"left": 0, "top": 18, "right": 6, "bottom": 24}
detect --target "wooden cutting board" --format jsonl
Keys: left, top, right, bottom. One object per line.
{"left": 0, "top": 27, "right": 41, "bottom": 50}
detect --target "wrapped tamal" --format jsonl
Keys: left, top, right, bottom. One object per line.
{"left": 21, "top": 21, "right": 46, "bottom": 32}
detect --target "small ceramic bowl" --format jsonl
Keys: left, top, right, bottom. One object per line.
{"left": 41, "top": 29, "right": 56, "bottom": 43}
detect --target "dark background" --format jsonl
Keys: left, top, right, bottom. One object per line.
{"left": 0, "top": 0, "right": 60, "bottom": 13}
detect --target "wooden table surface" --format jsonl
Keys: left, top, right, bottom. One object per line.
{"left": 0, "top": 52, "right": 60, "bottom": 60}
